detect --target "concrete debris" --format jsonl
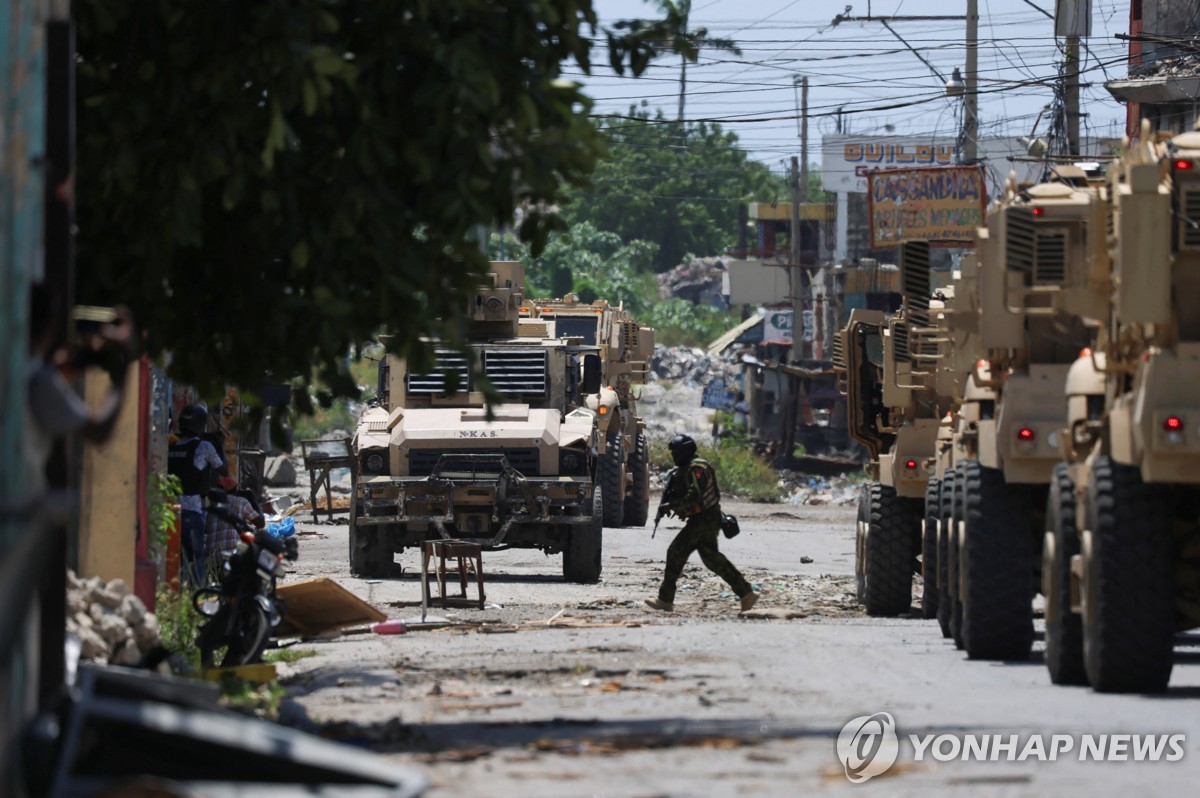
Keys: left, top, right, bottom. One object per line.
{"left": 780, "top": 474, "right": 861, "bottom": 507}
{"left": 650, "top": 344, "right": 730, "bottom": 386}
{"left": 265, "top": 454, "right": 298, "bottom": 487}
{"left": 66, "top": 569, "right": 161, "bottom": 667}
{"left": 656, "top": 256, "right": 729, "bottom": 305}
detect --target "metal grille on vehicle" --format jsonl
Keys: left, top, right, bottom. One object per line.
{"left": 831, "top": 333, "right": 846, "bottom": 370}
{"left": 1007, "top": 207, "right": 1037, "bottom": 274}
{"left": 900, "top": 240, "right": 931, "bottom": 328}
{"left": 892, "top": 321, "right": 910, "bottom": 363}
{"left": 408, "top": 448, "right": 541, "bottom": 477}
{"left": 406, "top": 350, "right": 470, "bottom": 395}
{"left": 1033, "top": 229, "right": 1067, "bottom": 284}
{"left": 483, "top": 350, "right": 548, "bottom": 397}
{"left": 1183, "top": 188, "right": 1200, "bottom": 249}
{"left": 1007, "top": 208, "right": 1068, "bottom": 285}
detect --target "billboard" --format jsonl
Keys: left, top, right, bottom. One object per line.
{"left": 821, "top": 135, "right": 958, "bottom": 194}
{"left": 867, "top": 165, "right": 987, "bottom": 249}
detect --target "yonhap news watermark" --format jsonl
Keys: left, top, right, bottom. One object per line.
{"left": 836, "top": 712, "right": 1187, "bottom": 783}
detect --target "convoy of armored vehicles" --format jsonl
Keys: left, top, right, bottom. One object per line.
{"left": 835, "top": 123, "right": 1200, "bottom": 694}
{"left": 348, "top": 262, "right": 653, "bottom": 584}
{"left": 341, "top": 122, "right": 1200, "bottom": 694}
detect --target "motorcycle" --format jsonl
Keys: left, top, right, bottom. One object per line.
{"left": 193, "top": 490, "right": 299, "bottom": 669}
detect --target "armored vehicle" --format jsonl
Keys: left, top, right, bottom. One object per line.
{"left": 1042, "top": 125, "right": 1200, "bottom": 692}
{"left": 530, "top": 297, "right": 654, "bottom": 527}
{"left": 835, "top": 242, "right": 960, "bottom": 617}
{"left": 349, "top": 262, "right": 605, "bottom": 583}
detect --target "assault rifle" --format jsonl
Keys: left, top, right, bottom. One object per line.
{"left": 652, "top": 466, "right": 680, "bottom": 539}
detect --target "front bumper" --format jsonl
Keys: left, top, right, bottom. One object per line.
{"left": 354, "top": 453, "right": 594, "bottom": 546}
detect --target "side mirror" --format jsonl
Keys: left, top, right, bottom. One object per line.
{"left": 581, "top": 354, "right": 602, "bottom": 395}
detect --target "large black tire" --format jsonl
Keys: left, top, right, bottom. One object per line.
{"left": 1083, "top": 457, "right": 1175, "bottom": 693}
{"left": 948, "top": 465, "right": 966, "bottom": 649}
{"left": 349, "top": 515, "right": 393, "bottom": 578}
{"left": 623, "top": 432, "right": 650, "bottom": 527}
{"left": 855, "top": 484, "right": 869, "bottom": 603}
{"left": 598, "top": 433, "right": 626, "bottom": 527}
{"left": 936, "top": 472, "right": 954, "bottom": 638}
{"left": 960, "top": 460, "right": 1034, "bottom": 661}
{"left": 921, "top": 478, "right": 942, "bottom": 619}
{"left": 1044, "top": 464, "right": 1086, "bottom": 685}
{"left": 221, "top": 602, "right": 271, "bottom": 667}
{"left": 862, "top": 483, "right": 917, "bottom": 616}
{"left": 564, "top": 486, "right": 604, "bottom": 583}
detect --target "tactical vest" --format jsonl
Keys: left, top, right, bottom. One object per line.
{"left": 168, "top": 438, "right": 211, "bottom": 497}
{"left": 671, "top": 457, "right": 721, "bottom": 518}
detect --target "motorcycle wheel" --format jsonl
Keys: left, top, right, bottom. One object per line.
{"left": 220, "top": 601, "right": 271, "bottom": 668}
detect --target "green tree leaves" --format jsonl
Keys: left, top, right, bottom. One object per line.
{"left": 74, "top": 0, "right": 647, "bottom": 402}
{"left": 560, "top": 110, "right": 786, "bottom": 272}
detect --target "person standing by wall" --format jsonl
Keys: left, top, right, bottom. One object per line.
{"left": 646, "top": 434, "right": 758, "bottom": 613}
{"left": 168, "top": 404, "right": 226, "bottom": 584}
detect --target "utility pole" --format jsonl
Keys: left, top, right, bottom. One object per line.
{"left": 964, "top": 0, "right": 978, "bottom": 164}
{"left": 782, "top": 156, "right": 803, "bottom": 463}
{"left": 1065, "top": 34, "right": 1081, "bottom": 155}
{"left": 789, "top": 156, "right": 803, "bottom": 366}
{"left": 799, "top": 77, "right": 809, "bottom": 204}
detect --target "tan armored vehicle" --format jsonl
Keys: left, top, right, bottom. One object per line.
{"left": 1041, "top": 124, "right": 1200, "bottom": 692}
{"left": 349, "top": 262, "right": 605, "bottom": 583}
{"left": 937, "top": 167, "right": 1102, "bottom": 662}
{"left": 530, "top": 297, "right": 654, "bottom": 527}
{"left": 835, "top": 242, "right": 960, "bottom": 617}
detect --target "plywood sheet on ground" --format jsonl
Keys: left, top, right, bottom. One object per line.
{"left": 276, "top": 578, "right": 386, "bottom": 637}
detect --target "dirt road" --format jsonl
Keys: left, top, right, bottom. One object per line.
{"left": 277, "top": 499, "right": 1199, "bottom": 797}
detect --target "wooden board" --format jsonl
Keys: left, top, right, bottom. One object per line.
{"left": 275, "top": 578, "right": 386, "bottom": 637}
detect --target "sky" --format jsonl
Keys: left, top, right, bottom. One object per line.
{"left": 577, "top": 0, "right": 1131, "bottom": 177}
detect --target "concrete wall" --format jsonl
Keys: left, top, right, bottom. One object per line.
{"left": 78, "top": 368, "right": 140, "bottom": 586}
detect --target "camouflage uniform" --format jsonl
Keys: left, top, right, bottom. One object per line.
{"left": 656, "top": 457, "right": 752, "bottom": 604}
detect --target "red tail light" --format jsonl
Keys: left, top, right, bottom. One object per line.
{"left": 1164, "top": 415, "right": 1183, "bottom": 432}
{"left": 1017, "top": 427, "right": 1036, "bottom": 441}
{"left": 1174, "top": 159, "right": 1194, "bottom": 171}
{"left": 1032, "top": 207, "right": 1045, "bottom": 217}
{"left": 905, "top": 459, "right": 917, "bottom": 470}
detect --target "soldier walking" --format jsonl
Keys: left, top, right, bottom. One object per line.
{"left": 645, "top": 434, "right": 759, "bottom": 613}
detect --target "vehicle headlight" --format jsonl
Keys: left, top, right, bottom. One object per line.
{"left": 559, "top": 451, "right": 584, "bottom": 475}
{"left": 364, "top": 451, "right": 387, "bottom": 475}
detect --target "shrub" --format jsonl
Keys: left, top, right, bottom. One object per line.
{"left": 648, "top": 436, "right": 783, "bottom": 503}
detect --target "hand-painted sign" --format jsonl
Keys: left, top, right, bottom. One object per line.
{"left": 867, "top": 166, "right": 987, "bottom": 248}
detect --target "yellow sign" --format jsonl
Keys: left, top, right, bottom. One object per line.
{"left": 867, "top": 166, "right": 986, "bottom": 248}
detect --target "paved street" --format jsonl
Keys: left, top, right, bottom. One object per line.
{"left": 279, "top": 500, "right": 1200, "bottom": 796}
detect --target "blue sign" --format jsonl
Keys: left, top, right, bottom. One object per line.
{"left": 701, "top": 378, "right": 737, "bottom": 411}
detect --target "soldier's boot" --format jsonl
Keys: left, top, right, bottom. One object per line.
{"left": 645, "top": 598, "right": 674, "bottom": 612}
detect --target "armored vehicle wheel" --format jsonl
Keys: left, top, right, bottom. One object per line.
{"left": 1044, "top": 464, "right": 1086, "bottom": 685}
{"left": 623, "top": 432, "right": 650, "bottom": 527}
{"left": 862, "top": 483, "right": 916, "bottom": 616}
{"left": 349, "top": 499, "right": 394, "bottom": 578}
{"left": 948, "top": 465, "right": 965, "bottom": 649}
{"left": 960, "top": 460, "right": 1034, "bottom": 661}
{"left": 936, "top": 471, "right": 954, "bottom": 638}
{"left": 921, "top": 478, "right": 942, "bottom": 619}
{"left": 1083, "top": 457, "right": 1174, "bottom": 693}
{"left": 855, "top": 484, "right": 869, "bottom": 603}
{"left": 598, "top": 433, "right": 626, "bottom": 527}
{"left": 564, "top": 486, "right": 603, "bottom": 583}
{"left": 349, "top": 525, "right": 392, "bottom": 578}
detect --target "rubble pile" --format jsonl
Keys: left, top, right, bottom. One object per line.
{"left": 66, "top": 571, "right": 161, "bottom": 666}
{"left": 779, "top": 474, "right": 862, "bottom": 507}
{"left": 656, "top": 256, "right": 728, "bottom": 303}
{"left": 649, "top": 345, "right": 728, "bottom": 386}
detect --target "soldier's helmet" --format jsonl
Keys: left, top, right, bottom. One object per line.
{"left": 667, "top": 433, "right": 697, "bottom": 467}
{"left": 178, "top": 404, "right": 209, "bottom": 437}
